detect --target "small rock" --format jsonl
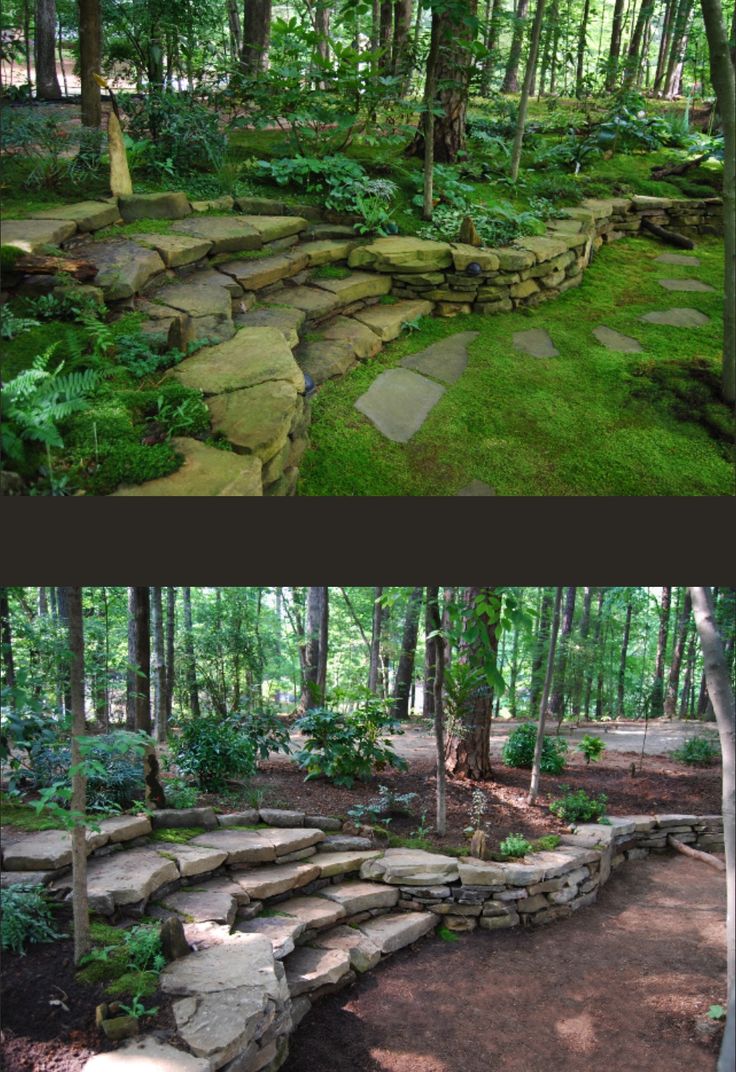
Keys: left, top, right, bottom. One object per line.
{"left": 161, "top": 916, "right": 191, "bottom": 961}
{"left": 101, "top": 1015, "right": 139, "bottom": 1041}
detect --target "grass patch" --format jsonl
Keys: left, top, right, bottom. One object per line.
{"left": 0, "top": 797, "right": 64, "bottom": 832}
{"left": 153, "top": 827, "right": 203, "bottom": 843}
{"left": 437, "top": 925, "right": 461, "bottom": 942}
{"left": 313, "top": 265, "right": 351, "bottom": 280}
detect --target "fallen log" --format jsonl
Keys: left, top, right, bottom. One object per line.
{"left": 668, "top": 834, "right": 725, "bottom": 871}
{"left": 650, "top": 152, "right": 711, "bottom": 180}
{"left": 14, "top": 254, "right": 98, "bottom": 281}
{"left": 640, "top": 217, "right": 695, "bottom": 249}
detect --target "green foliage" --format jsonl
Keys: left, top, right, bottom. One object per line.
{"left": 502, "top": 723, "right": 568, "bottom": 775}
{"left": 170, "top": 715, "right": 258, "bottom": 791}
{"left": 0, "top": 111, "right": 104, "bottom": 190}
{"left": 577, "top": 734, "right": 606, "bottom": 764}
{"left": 410, "top": 164, "right": 474, "bottom": 211}
{"left": 672, "top": 735, "right": 720, "bottom": 766}
{"left": 549, "top": 788, "right": 608, "bottom": 824}
{"left": 347, "top": 784, "right": 417, "bottom": 825}
{"left": 416, "top": 200, "right": 545, "bottom": 247}
{"left": 1, "top": 245, "right": 24, "bottom": 273}
{"left": 499, "top": 833, "right": 533, "bottom": 858}
{"left": 254, "top": 153, "right": 366, "bottom": 212}
{"left": 29, "top": 730, "right": 146, "bottom": 811}
{"left": 707, "top": 1005, "right": 726, "bottom": 1021}
{"left": 313, "top": 265, "right": 352, "bottom": 281}
{"left": 1, "top": 307, "right": 41, "bottom": 341}
{"left": 154, "top": 827, "right": 202, "bottom": 843}
{"left": 532, "top": 834, "right": 561, "bottom": 852}
{"left": 120, "top": 92, "right": 227, "bottom": 175}
{"left": 438, "top": 925, "right": 460, "bottom": 942}
{"left": 164, "top": 778, "right": 200, "bottom": 809}
{"left": 294, "top": 701, "right": 408, "bottom": 788}
{"left": 118, "top": 994, "right": 159, "bottom": 1020}
{"left": 123, "top": 924, "right": 165, "bottom": 974}
{"left": 0, "top": 884, "right": 65, "bottom": 954}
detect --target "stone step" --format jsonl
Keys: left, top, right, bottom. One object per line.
{"left": 190, "top": 827, "right": 325, "bottom": 864}
{"left": 276, "top": 894, "right": 346, "bottom": 931}
{"left": 234, "top": 913, "right": 307, "bottom": 958}
{"left": 352, "top": 299, "right": 433, "bottom": 341}
{"left": 360, "top": 847, "right": 459, "bottom": 886}
{"left": 111, "top": 437, "right": 263, "bottom": 497}
{"left": 316, "top": 879, "right": 399, "bottom": 915}
{"left": 311, "top": 924, "right": 381, "bottom": 973}
{"left": 230, "top": 860, "right": 320, "bottom": 901}
{"left": 355, "top": 910, "right": 437, "bottom": 954}
{"left": 150, "top": 841, "right": 227, "bottom": 878}
{"left": 158, "top": 885, "right": 237, "bottom": 927}
{"left": 53, "top": 847, "right": 179, "bottom": 915}
{"left": 216, "top": 251, "right": 307, "bottom": 291}
{"left": 317, "top": 835, "right": 374, "bottom": 853}
{"left": 310, "top": 270, "right": 391, "bottom": 304}
{"left": 1, "top": 814, "right": 151, "bottom": 871}
{"left": 314, "top": 850, "right": 383, "bottom": 878}
{"left": 169, "top": 327, "right": 305, "bottom": 396}
{"left": 284, "top": 946, "right": 352, "bottom": 998}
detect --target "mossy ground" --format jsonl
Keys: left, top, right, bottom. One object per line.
{"left": 299, "top": 236, "right": 732, "bottom": 497}
{"left": 153, "top": 827, "right": 204, "bottom": 843}
{"left": 0, "top": 797, "right": 63, "bottom": 831}
{"left": 76, "top": 921, "right": 159, "bottom": 998}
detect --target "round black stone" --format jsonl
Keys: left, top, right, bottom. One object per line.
{"left": 466, "top": 262, "right": 482, "bottom": 276}
{"left": 303, "top": 372, "right": 316, "bottom": 396}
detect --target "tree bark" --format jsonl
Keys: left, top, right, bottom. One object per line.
{"left": 689, "top": 586, "right": 735, "bottom": 995}
{"left": 368, "top": 587, "right": 385, "bottom": 694}
{"left": 63, "top": 586, "right": 90, "bottom": 965}
{"left": 528, "top": 586, "right": 563, "bottom": 804}
{"left": 182, "top": 586, "right": 200, "bottom": 718}
{"left": 529, "top": 588, "right": 552, "bottom": 715}
{"left": 164, "top": 587, "right": 175, "bottom": 731}
{"left": 623, "top": 0, "right": 656, "bottom": 87}
{"left": 78, "top": 0, "right": 101, "bottom": 127}
{"left": 0, "top": 588, "right": 15, "bottom": 693}
{"left": 391, "top": 587, "right": 424, "bottom": 720}
{"left": 241, "top": 0, "right": 271, "bottom": 73}
{"left": 132, "top": 587, "right": 165, "bottom": 809}
{"left": 510, "top": 0, "right": 547, "bottom": 181}
{"left": 665, "top": 589, "right": 692, "bottom": 716}
{"left": 445, "top": 587, "right": 500, "bottom": 779}
{"left": 150, "top": 587, "right": 165, "bottom": 743}
{"left": 571, "top": 586, "right": 593, "bottom": 718}
{"left": 427, "top": 587, "right": 447, "bottom": 834}
{"left": 57, "top": 587, "right": 72, "bottom": 715}
{"left": 424, "top": 589, "right": 437, "bottom": 720}
{"left": 606, "top": 0, "right": 626, "bottom": 90}
{"left": 617, "top": 596, "right": 633, "bottom": 718}
{"left": 575, "top": 0, "right": 591, "bottom": 95}
{"left": 302, "top": 587, "right": 329, "bottom": 710}
{"left": 501, "top": 0, "right": 530, "bottom": 92}
{"left": 654, "top": 0, "right": 677, "bottom": 93}
{"left": 550, "top": 586, "right": 577, "bottom": 728}
{"left": 651, "top": 585, "right": 672, "bottom": 716}
{"left": 35, "top": 0, "right": 61, "bottom": 98}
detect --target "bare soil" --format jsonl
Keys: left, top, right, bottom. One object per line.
{"left": 283, "top": 853, "right": 727, "bottom": 1072}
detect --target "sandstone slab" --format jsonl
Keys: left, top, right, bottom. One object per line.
{"left": 298, "top": 340, "right": 356, "bottom": 384}
{"left": 285, "top": 947, "right": 351, "bottom": 997}
{"left": 303, "top": 239, "right": 360, "bottom": 266}
{"left": 361, "top": 848, "right": 459, "bottom": 886}
{"left": 348, "top": 237, "right": 452, "bottom": 273}
{"left": 172, "top": 328, "right": 304, "bottom": 395}
{"left": 2, "top": 830, "right": 74, "bottom": 871}
{"left": 270, "top": 285, "right": 340, "bottom": 319}
{"left": 319, "top": 836, "right": 374, "bottom": 852}
{"left": 313, "top": 924, "right": 381, "bottom": 973}
{"left": 235, "top": 306, "right": 305, "bottom": 349}
{"left": 457, "top": 859, "right": 508, "bottom": 886}
{"left": 76, "top": 239, "right": 165, "bottom": 300}
{"left": 318, "top": 316, "right": 383, "bottom": 359}
{"left": 259, "top": 810, "right": 306, "bottom": 827}
{"left": 279, "top": 895, "right": 346, "bottom": 930}
{"left": 134, "top": 233, "right": 212, "bottom": 267}
{"left": 512, "top": 328, "right": 559, "bottom": 358}
{"left": 311, "top": 271, "right": 391, "bottom": 303}
{"left": 160, "top": 932, "right": 282, "bottom": 1000}
{"left": 355, "top": 368, "right": 444, "bottom": 443}
{"left": 112, "top": 438, "right": 263, "bottom": 497}
{"left": 119, "top": 192, "right": 191, "bottom": 221}
{"left": 56, "top": 848, "right": 178, "bottom": 913}
{"left": 33, "top": 200, "right": 120, "bottom": 232}
{"left": 640, "top": 307, "right": 710, "bottom": 327}
{"left": 160, "top": 887, "right": 237, "bottom": 926}
{"left": 352, "top": 300, "right": 433, "bottom": 341}
{"left": 400, "top": 331, "right": 478, "bottom": 384}
{"left": 173, "top": 987, "right": 271, "bottom": 1067}
{"left": 217, "top": 810, "right": 261, "bottom": 828}
{"left": 593, "top": 325, "right": 642, "bottom": 352}
{"left": 240, "top": 215, "right": 308, "bottom": 242}
{"left": 151, "top": 808, "right": 217, "bottom": 831}
{"left": 315, "top": 851, "right": 383, "bottom": 878}
{"left": 514, "top": 235, "right": 569, "bottom": 262}
{"left": 234, "top": 914, "right": 306, "bottom": 959}
{"left": 658, "top": 278, "right": 714, "bottom": 292}
{"left": 207, "top": 381, "right": 298, "bottom": 462}
{"left": 450, "top": 244, "right": 500, "bottom": 272}
{"left": 232, "top": 862, "right": 320, "bottom": 901}
{"left": 1, "top": 218, "right": 77, "bottom": 254}
{"left": 266, "top": 828, "right": 325, "bottom": 856}
{"left": 317, "top": 880, "right": 399, "bottom": 915}
{"left": 191, "top": 829, "right": 277, "bottom": 864}
{"left": 173, "top": 217, "right": 263, "bottom": 254}
{"left": 357, "top": 911, "right": 436, "bottom": 953}
{"left": 84, "top": 1037, "right": 210, "bottom": 1072}
{"left": 153, "top": 842, "right": 227, "bottom": 878}
{"left": 217, "top": 254, "right": 300, "bottom": 291}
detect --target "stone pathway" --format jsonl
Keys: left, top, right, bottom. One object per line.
{"left": 592, "top": 325, "right": 642, "bottom": 352}
{"left": 658, "top": 277, "right": 715, "bottom": 292}
{"left": 355, "top": 368, "right": 445, "bottom": 443}
{"left": 640, "top": 307, "right": 710, "bottom": 327}
{"left": 654, "top": 253, "right": 701, "bottom": 266}
{"left": 513, "top": 328, "right": 559, "bottom": 358}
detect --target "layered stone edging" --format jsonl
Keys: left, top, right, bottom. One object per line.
{"left": 0, "top": 192, "right": 723, "bottom": 497}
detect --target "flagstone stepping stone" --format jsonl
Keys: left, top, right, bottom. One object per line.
{"left": 134, "top": 233, "right": 212, "bottom": 267}
{"left": 311, "top": 271, "right": 392, "bottom": 303}
{"left": 153, "top": 280, "right": 234, "bottom": 342}
{"left": 312, "top": 924, "right": 382, "bottom": 973}
{"left": 85, "top": 1036, "right": 210, "bottom": 1072}
{"left": 2, "top": 830, "right": 75, "bottom": 871}
{"left": 111, "top": 437, "right": 262, "bottom": 496}
{"left": 285, "top": 946, "right": 352, "bottom": 997}
{"left": 234, "top": 914, "right": 306, "bottom": 958}
{"left": 260, "top": 809, "right": 307, "bottom": 827}
{"left": 592, "top": 325, "right": 643, "bottom": 352}
{"left": 456, "top": 479, "right": 496, "bottom": 496}
{"left": 1, "top": 870, "right": 57, "bottom": 887}
{"left": 191, "top": 829, "right": 277, "bottom": 864}
{"left": 352, "top": 299, "right": 433, "bottom": 342}
{"left": 161, "top": 931, "right": 283, "bottom": 1000}
{"left": 298, "top": 339, "right": 357, "bottom": 385}
{"left": 0, "top": 217, "right": 77, "bottom": 254}
{"left": 172, "top": 217, "right": 263, "bottom": 254}
{"left": 278, "top": 895, "right": 346, "bottom": 930}
{"left": 234, "top": 306, "right": 305, "bottom": 348}
{"left": 317, "top": 880, "right": 399, "bottom": 915}
{"left": 400, "top": 331, "right": 478, "bottom": 384}
{"left": 654, "top": 253, "right": 700, "bottom": 266}
{"left": 513, "top": 328, "right": 559, "bottom": 358}
{"left": 151, "top": 807, "right": 218, "bottom": 830}
{"left": 361, "top": 848, "right": 459, "bottom": 885}
{"left": 53, "top": 848, "right": 179, "bottom": 914}
{"left": 315, "top": 316, "right": 382, "bottom": 359}
{"left": 658, "top": 278, "right": 715, "bottom": 292}
{"left": 231, "top": 861, "right": 320, "bottom": 901}
{"left": 355, "top": 368, "right": 444, "bottom": 443}
{"left": 356, "top": 910, "right": 436, "bottom": 953}
{"left": 269, "top": 285, "right": 341, "bottom": 319}
{"left": 74, "top": 238, "right": 165, "bottom": 300}
{"left": 152, "top": 842, "right": 227, "bottom": 878}
{"left": 303, "top": 239, "right": 360, "bottom": 266}
{"left": 217, "top": 253, "right": 305, "bottom": 291}
{"left": 217, "top": 810, "right": 260, "bottom": 827}
{"left": 349, "top": 236, "right": 453, "bottom": 273}
{"left": 315, "top": 850, "right": 383, "bottom": 878}
{"left": 206, "top": 382, "right": 299, "bottom": 462}
{"left": 240, "top": 215, "right": 308, "bottom": 242}
{"left": 33, "top": 199, "right": 120, "bottom": 232}
{"left": 171, "top": 327, "right": 304, "bottom": 395}
{"left": 172, "top": 987, "right": 271, "bottom": 1067}
{"left": 640, "top": 307, "right": 710, "bottom": 327}
{"left": 159, "top": 886, "right": 237, "bottom": 926}
{"left": 119, "top": 192, "right": 191, "bottom": 221}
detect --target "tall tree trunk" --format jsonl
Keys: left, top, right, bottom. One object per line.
{"left": 182, "top": 586, "right": 200, "bottom": 718}
{"left": 391, "top": 587, "right": 424, "bottom": 720}
{"left": 623, "top": 0, "right": 656, "bottom": 87}
{"left": 164, "top": 587, "right": 175, "bottom": 730}
{"left": 651, "top": 585, "right": 672, "bottom": 716}
{"left": 617, "top": 596, "right": 633, "bottom": 718}
{"left": 57, "top": 587, "right": 72, "bottom": 715}
{"left": 529, "top": 588, "right": 553, "bottom": 715}
{"left": 63, "top": 586, "right": 90, "bottom": 965}
{"left": 654, "top": 0, "right": 677, "bottom": 92}
{"left": 392, "top": 0, "right": 413, "bottom": 78}
{"left": 424, "top": 589, "right": 437, "bottom": 720}
{"left": 606, "top": 0, "right": 627, "bottom": 89}
{"left": 150, "top": 587, "right": 165, "bottom": 743}
{"left": 227, "top": 0, "right": 242, "bottom": 59}
{"left": 680, "top": 630, "right": 697, "bottom": 717}
{"left": 550, "top": 586, "right": 577, "bottom": 728}
{"left": 78, "top": 0, "right": 101, "bottom": 127}
{"left": 445, "top": 588, "right": 500, "bottom": 779}
{"left": 575, "top": 0, "right": 591, "bottom": 95}
{"left": 528, "top": 586, "right": 563, "bottom": 804}
{"left": 481, "top": 0, "right": 505, "bottom": 93}
{"left": 35, "top": 0, "right": 61, "bottom": 98}
{"left": 663, "top": 0, "right": 694, "bottom": 96}
{"left": 132, "top": 587, "right": 165, "bottom": 808}
{"left": 0, "top": 588, "right": 15, "bottom": 693}
{"left": 240, "top": 0, "right": 271, "bottom": 73}
{"left": 665, "top": 589, "right": 692, "bottom": 716}
{"left": 502, "top": 0, "right": 530, "bottom": 92}
{"left": 689, "top": 587, "right": 735, "bottom": 995}
{"left": 302, "top": 587, "right": 329, "bottom": 710}
{"left": 126, "top": 586, "right": 137, "bottom": 729}
{"left": 368, "top": 587, "right": 384, "bottom": 694}
{"left": 572, "top": 586, "right": 593, "bottom": 717}
{"left": 701, "top": 0, "right": 736, "bottom": 403}
{"left": 427, "top": 587, "right": 447, "bottom": 834}
{"left": 510, "top": 0, "right": 547, "bottom": 180}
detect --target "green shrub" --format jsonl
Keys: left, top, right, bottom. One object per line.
{"left": 120, "top": 92, "right": 227, "bottom": 175}
{"left": 532, "top": 834, "right": 561, "bottom": 852}
{"left": 1, "top": 884, "right": 65, "bottom": 954}
{"left": 502, "top": 722, "right": 568, "bottom": 775}
{"left": 672, "top": 735, "right": 720, "bottom": 766}
{"left": 294, "top": 701, "right": 408, "bottom": 788}
{"left": 577, "top": 734, "right": 606, "bottom": 764}
{"left": 164, "top": 778, "right": 199, "bottom": 809}
{"left": 499, "top": 833, "right": 532, "bottom": 858}
{"left": 549, "top": 787, "right": 608, "bottom": 824}
{"left": 29, "top": 730, "right": 145, "bottom": 810}
{"left": 123, "top": 924, "right": 165, "bottom": 973}
{"left": 170, "top": 715, "right": 258, "bottom": 791}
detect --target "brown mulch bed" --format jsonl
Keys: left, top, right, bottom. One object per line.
{"left": 283, "top": 852, "right": 727, "bottom": 1072}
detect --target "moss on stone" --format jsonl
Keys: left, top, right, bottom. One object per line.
{"left": 153, "top": 827, "right": 203, "bottom": 843}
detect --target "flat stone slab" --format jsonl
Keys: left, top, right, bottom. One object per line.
{"left": 172, "top": 217, "right": 263, "bottom": 254}
{"left": 348, "top": 236, "right": 452, "bottom": 273}
{"left": 298, "top": 339, "right": 356, "bottom": 385}
{"left": 658, "top": 278, "right": 715, "bottom": 292}
{"left": 361, "top": 848, "right": 459, "bottom": 886}
{"left": 172, "top": 987, "right": 270, "bottom": 1066}
{"left": 265, "top": 828, "right": 325, "bottom": 856}
{"left": 84, "top": 1037, "right": 210, "bottom": 1072}
{"left": 234, "top": 914, "right": 306, "bottom": 959}
{"left": 134, "top": 233, "right": 212, "bottom": 267}
{"left": 313, "top": 924, "right": 381, "bottom": 973}
{"left": 217, "top": 810, "right": 260, "bottom": 827}
{"left": 151, "top": 808, "right": 217, "bottom": 831}
{"left": 279, "top": 895, "right": 346, "bottom": 930}
{"left": 191, "top": 829, "right": 277, "bottom": 864}
{"left": 270, "top": 285, "right": 341, "bottom": 318}
{"left": 119, "top": 192, "right": 191, "bottom": 221}
{"left": 400, "top": 331, "right": 478, "bottom": 384}
{"left": 640, "top": 307, "right": 710, "bottom": 326}
{"left": 1, "top": 869, "right": 57, "bottom": 887}
{"left": 0, "top": 217, "right": 77, "bottom": 254}
{"left": 315, "top": 850, "right": 383, "bottom": 878}
{"left": 456, "top": 480, "right": 496, "bottom": 496}
{"left": 33, "top": 200, "right": 120, "bottom": 232}
{"left": 319, "top": 836, "right": 375, "bottom": 853}
{"left": 111, "top": 437, "right": 263, "bottom": 496}
{"left": 317, "top": 880, "right": 399, "bottom": 915}
{"left": 317, "top": 316, "right": 382, "bottom": 359}
{"left": 217, "top": 253, "right": 302, "bottom": 291}
{"left": 285, "top": 946, "right": 351, "bottom": 997}
{"left": 654, "top": 253, "right": 700, "bottom": 266}
{"left": 152, "top": 842, "right": 227, "bottom": 878}
{"left": 171, "top": 327, "right": 304, "bottom": 394}
{"left": 457, "top": 858, "right": 507, "bottom": 886}
{"left": 355, "top": 368, "right": 445, "bottom": 443}
{"left": 303, "top": 239, "right": 359, "bottom": 266}
{"left": 75, "top": 238, "right": 165, "bottom": 300}
{"left": 512, "top": 328, "right": 559, "bottom": 358}
{"left": 232, "top": 861, "right": 319, "bottom": 901}
{"left": 592, "top": 325, "right": 643, "bottom": 352}
{"left": 357, "top": 911, "right": 436, "bottom": 953}
{"left": 655, "top": 813, "right": 698, "bottom": 827}
{"left": 159, "top": 887, "right": 237, "bottom": 927}
{"left": 54, "top": 848, "right": 178, "bottom": 914}
{"left": 161, "top": 930, "right": 284, "bottom": 1000}
{"left": 155, "top": 280, "right": 232, "bottom": 319}
{"left": 352, "top": 299, "right": 433, "bottom": 341}
{"left": 235, "top": 306, "right": 305, "bottom": 349}
{"left": 311, "top": 271, "right": 392, "bottom": 304}
{"left": 207, "top": 381, "right": 298, "bottom": 462}
{"left": 259, "top": 809, "right": 306, "bottom": 827}
{"left": 2, "top": 829, "right": 74, "bottom": 871}
{"left": 240, "top": 215, "right": 308, "bottom": 242}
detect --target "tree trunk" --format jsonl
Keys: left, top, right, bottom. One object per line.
{"left": 510, "top": 0, "right": 547, "bottom": 180}
{"left": 240, "top": 0, "right": 271, "bottom": 73}
{"left": 481, "top": 0, "right": 505, "bottom": 93}
{"left": 302, "top": 587, "right": 329, "bottom": 710}
{"left": 501, "top": 0, "right": 530, "bottom": 92}
{"left": 623, "top": 0, "right": 656, "bottom": 87}
{"left": 63, "top": 586, "right": 90, "bottom": 965}
{"left": 654, "top": 0, "right": 677, "bottom": 93}
{"left": 35, "top": 0, "right": 61, "bottom": 98}
{"left": 164, "top": 587, "right": 175, "bottom": 731}
{"left": 606, "top": 0, "right": 626, "bottom": 89}
{"left": 529, "top": 588, "right": 553, "bottom": 715}
{"left": 125, "top": 587, "right": 137, "bottom": 729}
{"left": 427, "top": 587, "right": 447, "bottom": 833}
{"left": 424, "top": 589, "right": 437, "bottom": 720}
{"left": 227, "top": 0, "right": 242, "bottom": 59}
{"left": 572, "top": 586, "right": 593, "bottom": 717}
{"left": 445, "top": 588, "right": 500, "bottom": 779}
{"left": 528, "top": 586, "right": 563, "bottom": 804}
{"left": 368, "top": 587, "right": 384, "bottom": 694}
{"left": 665, "top": 589, "right": 692, "bottom": 716}
{"left": 549, "top": 586, "right": 577, "bottom": 727}
{"left": 700, "top": 0, "right": 736, "bottom": 403}
{"left": 0, "top": 588, "right": 15, "bottom": 693}
{"left": 617, "top": 596, "right": 633, "bottom": 718}
{"left": 575, "top": 0, "right": 591, "bottom": 95}
{"left": 663, "top": 0, "right": 694, "bottom": 96}
{"left": 391, "top": 587, "right": 424, "bottom": 720}
{"left": 680, "top": 630, "right": 697, "bottom": 716}
{"left": 651, "top": 585, "right": 672, "bottom": 716}
{"left": 182, "top": 586, "right": 200, "bottom": 718}
{"left": 392, "top": 0, "right": 413, "bottom": 78}
{"left": 132, "top": 587, "right": 165, "bottom": 809}
{"left": 57, "top": 587, "right": 72, "bottom": 715}
{"left": 78, "top": 0, "right": 101, "bottom": 127}
{"left": 150, "top": 587, "right": 165, "bottom": 743}
{"left": 689, "top": 586, "right": 735, "bottom": 995}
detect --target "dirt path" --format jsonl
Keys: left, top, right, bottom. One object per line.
{"left": 283, "top": 853, "right": 726, "bottom": 1072}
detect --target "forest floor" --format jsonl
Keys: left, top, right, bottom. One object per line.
{"left": 282, "top": 852, "right": 726, "bottom": 1072}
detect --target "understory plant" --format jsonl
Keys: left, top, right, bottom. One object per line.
{"left": 171, "top": 708, "right": 290, "bottom": 792}
{"left": 502, "top": 722, "right": 568, "bottom": 775}
{"left": 499, "top": 833, "right": 533, "bottom": 858}
{"left": 294, "top": 701, "right": 407, "bottom": 788}
{"left": 347, "top": 784, "right": 418, "bottom": 825}
{"left": 672, "top": 735, "right": 720, "bottom": 766}
{"left": 549, "top": 787, "right": 608, "bottom": 824}
{"left": 0, "top": 883, "right": 66, "bottom": 954}
{"left": 29, "top": 730, "right": 148, "bottom": 812}
{"left": 577, "top": 735, "right": 606, "bottom": 764}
